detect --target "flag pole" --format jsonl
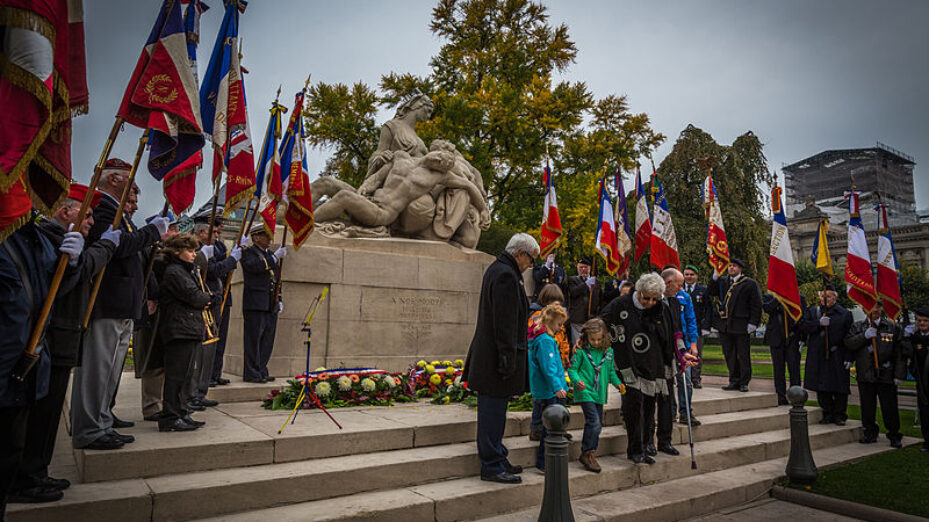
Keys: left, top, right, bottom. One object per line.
{"left": 82, "top": 134, "right": 149, "bottom": 328}
{"left": 14, "top": 117, "right": 126, "bottom": 381}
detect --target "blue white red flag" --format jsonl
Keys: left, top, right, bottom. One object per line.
{"left": 703, "top": 175, "right": 730, "bottom": 277}
{"left": 278, "top": 90, "right": 314, "bottom": 248}
{"left": 595, "top": 178, "right": 621, "bottom": 274}
{"left": 633, "top": 165, "right": 652, "bottom": 261}
{"left": 117, "top": 0, "right": 204, "bottom": 186}
{"left": 767, "top": 186, "right": 803, "bottom": 322}
{"left": 843, "top": 189, "right": 877, "bottom": 311}
{"left": 649, "top": 173, "right": 680, "bottom": 269}
{"left": 539, "top": 162, "right": 562, "bottom": 257}
{"left": 613, "top": 167, "right": 632, "bottom": 275}
{"left": 253, "top": 100, "right": 285, "bottom": 237}
{"left": 875, "top": 203, "right": 902, "bottom": 320}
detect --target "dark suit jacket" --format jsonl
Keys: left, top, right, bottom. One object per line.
{"left": 87, "top": 194, "right": 160, "bottom": 321}
{"left": 567, "top": 275, "right": 600, "bottom": 324}
{"left": 240, "top": 246, "right": 280, "bottom": 312}
{"left": 462, "top": 252, "right": 529, "bottom": 398}
{"left": 763, "top": 293, "right": 806, "bottom": 346}
{"left": 707, "top": 274, "right": 762, "bottom": 335}
{"left": 684, "top": 283, "right": 711, "bottom": 331}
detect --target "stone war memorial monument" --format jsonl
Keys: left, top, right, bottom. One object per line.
{"left": 225, "top": 94, "right": 494, "bottom": 376}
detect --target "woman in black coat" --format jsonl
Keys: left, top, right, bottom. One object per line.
{"left": 157, "top": 234, "right": 213, "bottom": 432}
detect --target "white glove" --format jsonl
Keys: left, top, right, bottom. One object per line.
{"left": 200, "top": 244, "right": 214, "bottom": 260}
{"left": 894, "top": 378, "right": 903, "bottom": 386}
{"left": 712, "top": 271, "right": 720, "bottom": 281}
{"left": 866, "top": 344, "right": 874, "bottom": 353}
{"left": 746, "top": 324, "right": 758, "bottom": 334}
{"left": 820, "top": 316, "right": 830, "bottom": 327}
{"left": 277, "top": 301, "right": 284, "bottom": 314}
{"left": 904, "top": 325, "right": 916, "bottom": 337}
{"left": 701, "top": 329, "right": 711, "bottom": 336}
{"left": 60, "top": 230, "right": 85, "bottom": 265}
{"left": 150, "top": 216, "right": 170, "bottom": 235}
{"left": 230, "top": 246, "right": 242, "bottom": 262}
{"left": 100, "top": 225, "right": 121, "bottom": 248}
{"left": 710, "top": 327, "right": 719, "bottom": 334}
{"left": 239, "top": 236, "right": 251, "bottom": 248}
{"left": 843, "top": 361, "right": 852, "bottom": 370}
{"left": 274, "top": 246, "right": 287, "bottom": 260}
{"left": 586, "top": 276, "right": 596, "bottom": 288}
{"left": 864, "top": 327, "right": 878, "bottom": 339}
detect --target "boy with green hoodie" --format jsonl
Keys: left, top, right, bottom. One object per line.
{"left": 568, "top": 317, "right": 625, "bottom": 472}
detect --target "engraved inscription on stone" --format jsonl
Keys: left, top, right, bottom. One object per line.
{"left": 360, "top": 287, "right": 469, "bottom": 323}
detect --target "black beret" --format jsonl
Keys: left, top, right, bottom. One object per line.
{"left": 730, "top": 258, "right": 746, "bottom": 268}
{"left": 915, "top": 309, "right": 929, "bottom": 319}
{"left": 577, "top": 257, "right": 592, "bottom": 266}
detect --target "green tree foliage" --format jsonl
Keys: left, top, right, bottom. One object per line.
{"left": 656, "top": 125, "right": 773, "bottom": 281}
{"left": 301, "top": 0, "right": 663, "bottom": 267}
{"left": 901, "top": 263, "right": 929, "bottom": 311}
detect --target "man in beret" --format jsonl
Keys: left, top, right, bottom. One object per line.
{"left": 683, "top": 264, "right": 710, "bottom": 388}
{"left": 8, "top": 186, "right": 121, "bottom": 503}
{"left": 567, "top": 257, "right": 600, "bottom": 343}
{"left": 799, "top": 286, "right": 854, "bottom": 425}
{"left": 241, "top": 225, "right": 285, "bottom": 383}
{"left": 903, "top": 309, "right": 929, "bottom": 451}
{"left": 707, "top": 258, "right": 762, "bottom": 392}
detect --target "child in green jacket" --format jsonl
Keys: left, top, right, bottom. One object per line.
{"left": 568, "top": 318, "right": 625, "bottom": 472}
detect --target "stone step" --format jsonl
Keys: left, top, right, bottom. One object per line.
{"left": 76, "top": 388, "right": 779, "bottom": 482}
{"left": 191, "top": 421, "right": 865, "bottom": 522}
{"left": 9, "top": 403, "right": 818, "bottom": 522}
{"left": 476, "top": 438, "right": 921, "bottom": 522}
{"left": 203, "top": 374, "right": 282, "bottom": 404}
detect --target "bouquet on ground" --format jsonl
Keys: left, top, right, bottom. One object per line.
{"left": 263, "top": 367, "right": 415, "bottom": 410}
{"left": 409, "top": 359, "right": 473, "bottom": 405}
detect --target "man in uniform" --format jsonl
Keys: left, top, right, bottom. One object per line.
{"left": 763, "top": 293, "right": 806, "bottom": 405}
{"left": 567, "top": 257, "right": 600, "bottom": 342}
{"left": 799, "top": 286, "right": 854, "bottom": 425}
{"left": 683, "top": 265, "right": 709, "bottom": 388}
{"left": 708, "top": 258, "right": 762, "bottom": 392}
{"left": 845, "top": 302, "right": 906, "bottom": 448}
{"left": 531, "top": 253, "right": 566, "bottom": 302}
{"left": 241, "top": 225, "right": 285, "bottom": 383}
{"left": 71, "top": 159, "right": 170, "bottom": 450}
{"left": 903, "top": 309, "right": 929, "bottom": 452}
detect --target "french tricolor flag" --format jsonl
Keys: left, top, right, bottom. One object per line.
{"left": 595, "top": 178, "right": 621, "bottom": 274}
{"left": 253, "top": 100, "right": 285, "bottom": 236}
{"left": 539, "top": 162, "right": 562, "bottom": 257}
{"left": 843, "top": 189, "right": 877, "bottom": 311}
{"left": 633, "top": 165, "right": 652, "bottom": 261}
{"left": 875, "top": 203, "right": 902, "bottom": 320}
{"left": 649, "top": 173, "right": 680, "bottom": 270}
{"left": 767, "top": 186, "right": 803, "bottom": 321}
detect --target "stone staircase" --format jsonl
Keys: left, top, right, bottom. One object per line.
{"left": 7, "top": 377, "right": 909, "bottom": 522}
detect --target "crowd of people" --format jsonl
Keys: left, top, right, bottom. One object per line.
{"left": 0, "top": 160, "right": 287, "bottom": 513}
{"left": 464, "top": 233, "right": 929, "bottom": 484}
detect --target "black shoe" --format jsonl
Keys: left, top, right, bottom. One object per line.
{"left": 216, "top": 377, "right": 231, "bottom": 385}
{"left": 110, "top": 431, "right": 135, "bottom": 444}
{"left": 834, "top": 419, "right": 846, "bottom": 426}
{"left": 645, "top": 444, "right": 657, "bottom": 457}
{"left": 481, "top": 472, "right": 521, "bottom": 484}
{"left": 182, "top": 415, "right": 205, "bottom": 427}
{"left": 658, "top": 444, "right": 680, "bottom": 456}
{"left": 198, "top": 397, "right": 219, "bottom": 407}
{"left": 819, "top": 417, "right": 833, "bottom": 425}
{"left": 629, "top": 454, "right": 655, "bottom": 465}
{"left": 243, "top": 377, "right": 265, "bottom": 383}
{"left": 504, "top": 463, "right": 523, "bottom": 475}
{"left": 890, "top": 437, "right": 903, "bottom": 449}
{"left": 529, "top": 429, "right": 543, "bottom": 441}
{"left": 209, "top": 380, "right": 219, "bottom": 388}
{"left": 777, "top": 397, "right": 790, "bottom": 406}
{"left": 84, "top": 434, "right": 124, "bottom": 450}
{"left": 721, "top": 384, "right": 739, "bottom": 391}
{"left": 692, "top": 382, "right": 703, "bottom": 389}
{"left": 144, "top": 411, "right": 167, "bottom": 422}
{"left": 859, "top": 435, "right": 877, "bottom": 444}
{"left": 186, "top": 400, "right": 206, "bottom": 411}
{"left": 921, "top": 443, "right": 929, "bottom": 452}
{"left": 263, "top": 376, "right": 276, "bottom": 382}
{"left": 679, "top": 416, "right": 701, "bottom": 427}
{"left": 41, "top": 476, "right": 71, "bottom": 490}
{"left": 564, "top": 432, "right": 573, "bottom": 441}
{"left": 7, "top": 486, "right": 63, "bottom": 503}
{"left": 159, "top": 419, "right": 198, "bottom": 432}
{"left": 739, "top": 385, "right": 750, "bottom": 392}
{"left": 112, "top": 416, "right": 134, "bottom": 429}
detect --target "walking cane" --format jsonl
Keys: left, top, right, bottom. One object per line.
{"left": 673, "top": 332, "right": 698, "bottom": 469}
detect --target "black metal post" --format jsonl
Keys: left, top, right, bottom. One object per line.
{"left": 538, "top": 403, "right": 574, "bottom": 522}
{"left": 785, "top": 385, "right": 818, "bottom": 484}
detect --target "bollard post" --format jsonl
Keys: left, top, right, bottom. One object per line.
{"left": 538, "top": 403, "right": 574, "bottom": 522}
{"left": 785, "top": 385, "right": 818, "bottom": 484}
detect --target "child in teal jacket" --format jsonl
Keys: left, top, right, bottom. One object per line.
{"left": 528, "top": 303, "right": 569, "bottom": 470}
{"left": 568, "top": 318, "right": 625, "bottom": 472}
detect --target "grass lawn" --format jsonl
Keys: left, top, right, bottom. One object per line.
{"left": 786, "top": 404, "right": 928, "bottom": 517}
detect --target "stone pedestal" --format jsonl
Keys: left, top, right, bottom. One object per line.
{"left": 224, "top": 232, "right": 495, "bottom": 376}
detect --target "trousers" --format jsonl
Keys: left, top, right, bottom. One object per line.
{"left": 476, "top": 394, "right": 510, "bottom": 477}
{"left": 16, "top": 365, "right": 71, "bottom": 489}
{"left": 858, "top": 381, "right": 900, "bottom": 440}
{"left": 720, "top": 332, "right": 751, "bottom": 387}
{"left": 243, "top": 310, "right": 277, "bottom": 381}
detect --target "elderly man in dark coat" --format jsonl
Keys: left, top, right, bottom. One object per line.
{"left": 463, "top": 232, "right": 539, "bottom": 484}
{"left": 903, "top": 309, "right": 929, "bottom": 452}
{"left": 763, "top": 293, "right": 806, "bottom": 405}
{"left": 707, "top": 257, "right": 762, "bottom": 392}
{"left": 799, "top": 286, "right": 854, "bottom": 425}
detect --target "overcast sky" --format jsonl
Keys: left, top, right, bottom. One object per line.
{"left": 73, "top": 0, "right": 929, "bottom": 221}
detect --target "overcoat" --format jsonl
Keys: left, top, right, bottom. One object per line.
{"left": 799, "top": 303, "right": 853, "bottom": 394}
